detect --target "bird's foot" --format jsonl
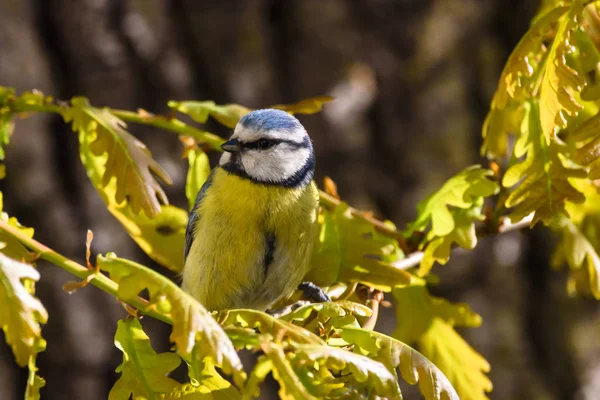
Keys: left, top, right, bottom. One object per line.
{"left": 298, "top": 281, "right": 331, "bottom": 303}
{"left": 266, "top": 300, "right": 308, "bottom": 318}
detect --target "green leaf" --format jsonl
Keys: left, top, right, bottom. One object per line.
{"left": 218, "top": 309, "right": 325, "bottom": 346}
{"left": 393, "top": 283, "right": 481, "bottom": 341}
{"left": 242, "top": 356, "right": 272, "bottom": 400}
{"left": 405, "top": 166, "right": 498, "bottom": 237}
{"left": 290, "top": 343, "right": 402, "bottom": 398}
{"left": 403, "top": 166, "right": 498, "bottom": 275}
{"left": 161, "top": 383, "right": 239, "bottom": 399}
{"left": 182, "top": 356, "right": 241, "bottom": 399}
{"left": 169, "top": 96, "right": 333, "bottom": 130}
{"left": 168, "top": 101, "right": 251, "bottom": 129}
{"left": 63, "top": 97, "right": 172, "bottom": 217}
{"left": 419, "top": 207, "right": 482, "bottom": 276}
{"left": 0, "top": 87, "right": 15, "bottom": 163}
{"left": 503, "top": 101, "right": 586, "bottom": 225}
{"left": 339, "top": 327, "right": 459, "bottom": 400}
{"left": 420, "top": 320, "right": 492, "bottom": 400}
{"left": 281, "top": 301, "right": 372, "bottom": 324}
{"left": 79, "top": 127, "right": 186, "bottom": 272}
{"left": 25, "top": 354, "right": 45, "bottom": 400}
{"left": 280, "top": 301, "right": 371, "bottom": 337}
{"left": 552, "top": 216, "right": 600, "bottom": 298}
{"left": 0, "top": 253, "right": 47, "bottom": 367}
{"left": 0, "top": 192, "right": 36, "bottom": 264}
{"left": 271, "top": 96, "right": 334, "bottom": 114}
{"left": 109, "top": 318, "right": 181, "bottom": 400}
{"left": 305, "top": 209, "right": 342, "bottom": 286}
{"left": 482, "top": 6, "right": 569, "bottom": 158}
{"left": 539, "top": 1, "right": 587, "bottom": 142}
{"left": 186, "top": 149, "right": 211, "bottom": 211}
{"left": 570, "top": 109, "right": 600, "bottom": 183}
{"left": 393, "top": 284, "right": 490, "bottom": 400}
{"left": 97, "top": 253, "right": 246, "bottom": 387}
{"left": 306, "top": 204, "right": 411, "bottom": 291}
{"left": 262, "top": 343, "right": 316, "bottom": 400}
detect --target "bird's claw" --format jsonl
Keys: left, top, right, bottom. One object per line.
{"left": 298, "top": 281, "right": 331, "bottom": 303}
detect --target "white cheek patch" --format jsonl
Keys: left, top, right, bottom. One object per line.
{"left": 242, "top": 145, "right": 311, "bottom": 182}
{"left": 219, "top": 152, "right": 231, "bottom": 165}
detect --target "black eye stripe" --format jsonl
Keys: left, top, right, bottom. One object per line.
{"left": 242, "top": 138, "right": 307, "bottom": 150}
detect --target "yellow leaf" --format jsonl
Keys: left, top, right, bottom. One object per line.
{"left": 97, "top": 253, "right": 246, "bottom": 387}
{"left": 280, "top": 301, "right": 371, "bottom": 336}
{"left": 405, "top": 166, "right": 498, "bottom": 237}
{"left": 418, "top": 208, "right": 481, "bottom": 276}
{"left": 393, "top": 283, "right": 489, "bottom": 400}
{"left": 0, "top": 253, "right": 47, "bottom": 367}
{"left": 169, "top": 96, "right": 333, "bottom": 130}
{"left": 419, "top": 320, "right": 492, "bottom": 400}
{"left": 571, "top": 110, "right": 600, "bottom": 184}
{"left": 552, "top": 216, "right": 600, "bottom": 298}
{"left": 0, "top": 192, "right": 36, "bottom": 264}
{"left": 168, "top": 100, "right": 251, "bottom": 129}
{"left": 271, "top": 96, "right": 334, "bottom": 114}
{"left": 340, "top": 327, "right": 459, "bottom": 400}
{"left": 0, "top": 87, "right": 14, "bottom": 162}
{"left": 182, "top": 357, "right": 241, "bottom": 399}
{"left": 219, "top": 309, "right": 325, "bottom": 346}
{"left": 25, "top": 354, "right": 45, "bottom": 400}
{"left": 63, "top": 97, "right": 172, "bottom": 217}
{"left": 307, "top": 204, "right": 411, "bottom": 291}
{"left": 482, "top": 6, "right": 568, "bottom": 158}
{"left": 293, "top": 344, "right": 402, "bottom": 398}
{"left": 109, "top": 318, "right": 181, "bottom": 400}
{"left": 161, "top": 382, "right": 240, "bottom": 399}
{"left": 79, "top": 128, "right": 186, "bottom": 272}
{"left": 503, "top": 101, "right": 585, "bottom": 225}
{"left": 262, "top": 343, "right": 315, "bottom": 400}
{"left": 539, "top": 2, "right": 586, "bottom": 142}
{"left": 243, "top": 356, "right": 272, "bottom": 400}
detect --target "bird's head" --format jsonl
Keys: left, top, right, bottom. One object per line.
{"left": 219, "top": 109, "right": 315, "bottom": 187}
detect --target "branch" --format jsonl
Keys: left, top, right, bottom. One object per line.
{"left": 8, "top": 96, "right": 224, "bottom": 151}
{"left": 8, "top": 91, "right": 532, "bottom": 262}
{"left": 0, "top": 220, "right": 172, "bottom": 325}
{"left": 7, "top": 93, "right": 412, "bottom": 252}
{"left": 110, "top": 109, "right": 225, "bottom": 151}
{"left": 391, "top": 214, "right": 534, "bottom": 270}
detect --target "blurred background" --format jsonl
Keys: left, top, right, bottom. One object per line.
{"left": 2, "top": 0, "right": 600, "bottom": 399}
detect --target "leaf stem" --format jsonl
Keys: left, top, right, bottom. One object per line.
{"left": 110, "top": 110, "right": 225, "bottom": 151}
{"left": 0, "top": 220, "right": 172, "bottom": 325}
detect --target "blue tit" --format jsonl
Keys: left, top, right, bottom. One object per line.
{"left": 183, "top": 109, "right": 327, "bottom": 311}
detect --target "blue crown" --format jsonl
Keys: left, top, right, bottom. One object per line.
{"left": 239, "top": 109, "right": 301, "bottom": 131}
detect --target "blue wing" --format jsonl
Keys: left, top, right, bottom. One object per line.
{"left": 184, "top": 169, "right": 216, "bottom": 263}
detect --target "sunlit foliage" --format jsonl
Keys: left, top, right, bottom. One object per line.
{"left": 3, "top": 2, "right": 600, "bottom": 398}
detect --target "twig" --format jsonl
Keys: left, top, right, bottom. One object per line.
{"left": 8, "top": 96, "right": 224, "bottom": 151}
{"left": 7, "top": 93, "right": 412, "bottom": 253}
{"left": 6, "top": 92, "right": 535, "bottom": 273}
{"left": 391, "top": 214, "right": 534, "bottom": 271}
{"left": 318, "top": 191, "right": 409, "bottom": 252}
{"left": 0, "top": 220, "right": 172, "bottom": 325}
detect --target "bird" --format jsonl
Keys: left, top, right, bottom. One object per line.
{"left": 182, "top": 108, "right": 329, "bottom": 311}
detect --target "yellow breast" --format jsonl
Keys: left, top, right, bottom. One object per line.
{"left": 183, "top": 168, "right": 319, "bottom": 311}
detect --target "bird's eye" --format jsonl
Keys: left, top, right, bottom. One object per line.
{"left": 258, "top": 139, "right": 272, "bottom": 149}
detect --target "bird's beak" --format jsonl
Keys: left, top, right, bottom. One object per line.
{"left": 221, "top": 138, "right": 241, "bottom": 153}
